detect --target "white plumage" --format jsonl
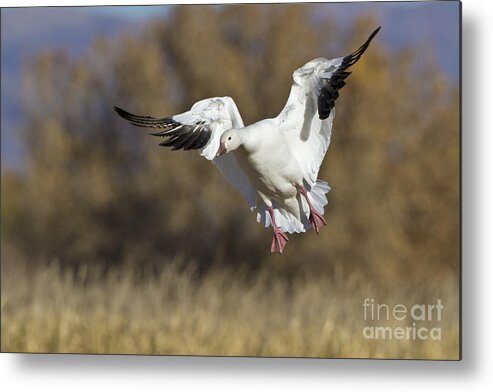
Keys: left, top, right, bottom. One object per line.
{"left": 115, "top": 27, "right": 380, "bottom": 253}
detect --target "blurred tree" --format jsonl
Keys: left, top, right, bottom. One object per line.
{"left": 3, "top": 5, "right": 459, "bottom": 282}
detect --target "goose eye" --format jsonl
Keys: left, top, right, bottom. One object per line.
{"left": 228, "top": 136, "right": 232, "bottom": 141}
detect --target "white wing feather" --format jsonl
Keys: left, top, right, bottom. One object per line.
{"left": 277, "top": 57, "right": 343, "bottom": 187}
{"left": 178, "top": 97, "right": 257, "bottom": 209}
{"left": 116, "top": 97, "right": 257, "bottom": 209}
{"left": 276, "top": 26, "right": 381, "bottom": 187}
{"left": 254, "top": 58, "right": 341, "bottom": 234}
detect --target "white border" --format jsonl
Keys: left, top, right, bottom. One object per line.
{"left": 2, "top": 0, "right": 492, "bottom": 390}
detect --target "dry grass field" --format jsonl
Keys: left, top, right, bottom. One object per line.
{"left": 1, "top": 255, "right": 459, "bottom": 359}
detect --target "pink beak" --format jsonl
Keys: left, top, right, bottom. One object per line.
{"left": 216, "top": 142, "right": 227, "bottom": 157}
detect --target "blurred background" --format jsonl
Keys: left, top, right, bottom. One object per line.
{"left": 1, "top": 2, "right": 460, "bottom": 358}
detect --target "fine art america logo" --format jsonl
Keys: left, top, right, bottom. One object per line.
{"left": 362, "top": 298, "right": 443, "bottom": 341}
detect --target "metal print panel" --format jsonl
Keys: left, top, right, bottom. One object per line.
{"left": 0, "top": 1, "right": 461, "bottom": 360}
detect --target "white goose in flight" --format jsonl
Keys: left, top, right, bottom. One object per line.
{"left": 115, "top": 27, "right": 381, "bottom": 254}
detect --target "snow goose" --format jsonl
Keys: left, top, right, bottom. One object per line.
{"left": 115, "top": 26, "right": 381, "bottom": 254}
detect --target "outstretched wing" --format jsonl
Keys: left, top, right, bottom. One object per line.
{"left": 115, "top": 97, "right": 257, "bottom": 208}
{"left": 114, "top": 106, "right": 213, "bottom": 151}
{"left": 277, "top": 27, "right": 381, "bottom": 186}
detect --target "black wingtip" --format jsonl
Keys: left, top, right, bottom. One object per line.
{"left": 369, "top": 26, "right": 382, "bottom": 41}
{"left": 343, "top": 26, "right": 382, "bottom": 66}
{"left": 114, "top": 106, "right": 132, "bottom": 120}
{"left": 317, "top": 27, "right": 381, "bottom": 120}
{"left": 364, "top": 26, "right": 382, "bottom": 49}
{"left": 359, "top": 26, "right": 382, "bottom": 50}
{"left": 114, "top": 105, "right": 212, "bottom": 151}
{"left": 114, "top": 106, "right": 129, "bottom": 119}
{"left": 114, "top": 106, "right": 170, "bottom": 128}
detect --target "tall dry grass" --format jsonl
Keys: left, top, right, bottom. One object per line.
{"left": 1, "top": 254, "right": 459, "bottom": 359}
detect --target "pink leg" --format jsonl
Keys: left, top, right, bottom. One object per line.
{"left": 299, "top": 186, "right": 327, "bottom": 234}
{"left": 268, "top": 207, "right": 289, "bottom": 254}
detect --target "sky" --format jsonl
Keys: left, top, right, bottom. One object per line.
{"left": 0, "top": 1, "right": 460, "bottom": 169}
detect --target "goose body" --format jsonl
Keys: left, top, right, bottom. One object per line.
{"left": 115, "top": 27, "right": 381, "bottom": 253}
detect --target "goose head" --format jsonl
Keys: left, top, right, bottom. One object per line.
{"left": 216, "top": 130, "right": 242, "bottom": 157}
